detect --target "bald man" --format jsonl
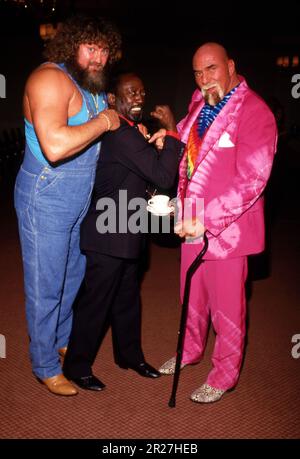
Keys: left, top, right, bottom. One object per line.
{"left": 156, "top": 43, "right": 277, "bottom": 403}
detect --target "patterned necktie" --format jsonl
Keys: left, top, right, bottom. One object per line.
{"left": 186, "top": 84, "right": 240, "bottom": 179}
{"left": 186, "top": 116, "right": 205, "bottom": 180}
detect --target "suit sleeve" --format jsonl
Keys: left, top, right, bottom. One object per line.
{"left": 108, "top": 124, "right": 183, "bottom": 190}
{"left": 205, "top": 103, "right": 278, "bottom": 237}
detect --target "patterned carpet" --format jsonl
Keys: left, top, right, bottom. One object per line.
{"left": 0, "top": 186, "right": 299, "bottom": 439}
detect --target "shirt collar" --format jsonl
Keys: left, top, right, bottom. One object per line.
{"left": 118, "top": 114, "right": 135, "bottom": 127}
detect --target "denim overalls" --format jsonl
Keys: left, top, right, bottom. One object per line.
{"left": 14, "top": 64, "right": 105, "bottom": 379}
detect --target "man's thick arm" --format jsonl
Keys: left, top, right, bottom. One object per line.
{"left": 25, "top": 67, "right": 119, "bottom": 163}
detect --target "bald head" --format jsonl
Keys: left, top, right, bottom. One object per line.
{"left": 193, "top": 42, "right": 239, "bottom": 106}
{"left": 193, "top": 42, "right": 229, "bottom": 64}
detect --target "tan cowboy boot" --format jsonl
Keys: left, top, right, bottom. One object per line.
{"left": 42, "top": 374, "right": 78, "bottom": 396}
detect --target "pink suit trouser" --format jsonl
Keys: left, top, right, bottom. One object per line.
{"left": 180, "top": 244, "right": 248, "bottom": 390}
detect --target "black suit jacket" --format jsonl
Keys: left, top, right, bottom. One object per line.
{"left": 80, "top": 118, "right": 183, "bottom": 259}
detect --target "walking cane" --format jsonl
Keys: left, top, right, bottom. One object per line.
{"left": 168, "top": 231, "right": 209, "bottom": 408}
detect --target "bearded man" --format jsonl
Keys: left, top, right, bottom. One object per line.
{"left": 14, "top": 15, "right": 121, "bottom": 396}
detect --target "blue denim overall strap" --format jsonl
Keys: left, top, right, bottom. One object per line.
{"left": 15, "top": 72, "right": 103, "bottom": 379}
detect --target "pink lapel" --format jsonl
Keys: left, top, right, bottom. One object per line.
{"left": 192, "top": 79, "right": 249, "bottom": 174}
{"left": 177, "top": 89, "right": 204, "bottom": 144}
{"left": 178, "top": 79, "right": 250, "bottom": 203}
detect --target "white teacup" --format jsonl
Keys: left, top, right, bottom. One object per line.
{"left": 148, "top": 195, "right": 170, "bottom": 213}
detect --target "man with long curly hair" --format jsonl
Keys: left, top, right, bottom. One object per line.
{"left": 14, "top": 15, "right": 122, "bottom": 396}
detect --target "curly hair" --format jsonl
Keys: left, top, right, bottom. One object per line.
{"left": 43, "top": 14, "right": 122, "bottom": 65}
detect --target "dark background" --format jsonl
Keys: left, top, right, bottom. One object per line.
{"left": 1, "top": 0, "right": 300, "bottom": 131}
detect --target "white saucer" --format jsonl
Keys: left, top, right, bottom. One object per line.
{"left": 147, "top": 205, "right": 174, "bottom": 216}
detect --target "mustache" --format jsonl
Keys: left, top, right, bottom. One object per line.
{"left": 88, "top": 63, "right": 104, "bottom": 71}
{"left": 65, "top": 58, "right": 108, "bottom": 93}
{"left": 201, "top": 82, "right": 224, "bottom": 106}
{"left": 202, "top": 83, "right": 219, "bottom": 91}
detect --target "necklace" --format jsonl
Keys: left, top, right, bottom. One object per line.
{"left": 90, "top": 93, "right": 99, "bottom": 113}
{"left": 83, "top": 90, "right": 107, "bottom": 119}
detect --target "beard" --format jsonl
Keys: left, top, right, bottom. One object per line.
{"left": 66, "top": 58, "right": 108, "bottom": 93}
{"left": 201, "top": 83, "right": 224, "bottom": 106}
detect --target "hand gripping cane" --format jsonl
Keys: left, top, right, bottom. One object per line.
{"left": 168, "top": 231, "right": 209, "bottom": 408}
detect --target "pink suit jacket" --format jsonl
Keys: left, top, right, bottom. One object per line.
{"left": 177, "top": 78, "right": 278, "bottom": 260}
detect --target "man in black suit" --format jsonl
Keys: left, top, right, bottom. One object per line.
{"left": 63, "top": 72, "right": 182, "bottom": 391}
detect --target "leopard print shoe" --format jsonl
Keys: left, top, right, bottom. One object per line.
{"left": 190, "top": 383, "right": 225, "bottom": 403}
{"left": 159, "top": 357, "right": 186, "bottom": 375}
